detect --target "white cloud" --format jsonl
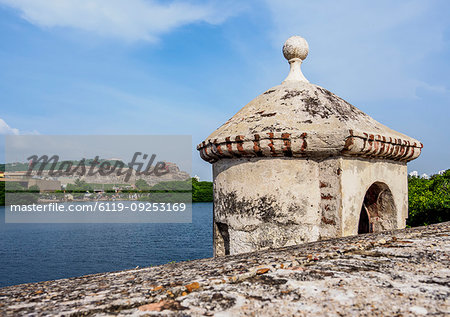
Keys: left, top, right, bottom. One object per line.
{"left": 0, "top": 0, "right": 239, "bottom": 42}
{"left": 0, "top": 118, "right": 19, "bottom": 135}
{"left": 0, "top": 118, "right": 39, "bottom": 135}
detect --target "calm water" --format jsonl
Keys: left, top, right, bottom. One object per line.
{"left": 0, "top": 202, "right": 213, "bottom": 288}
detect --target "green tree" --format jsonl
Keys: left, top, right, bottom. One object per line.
{"left": 0, "top": 181, "right": 4, "bottom": 206}
{"left": 4, "top": 182, "right": 39, "bottom": 205}
{"left": 135, "top": 179, "right": 151, "bottom": 191}
{"left": 192, "top": 178, "right": 213, "bottom": 202}
{"left": 141, "top": 179, "right": 192, "bottom": 203}
{"left": 28, "top": 185, "right": 40, "bottom": 193}
{"left": 66, "top": 179, "right": 92, "bottom": 192}
{"left": 66, "top": 179, "right": 93, "bottom": 198}
{"left": 408, "top": 170, "right": 450, "bottom": 226}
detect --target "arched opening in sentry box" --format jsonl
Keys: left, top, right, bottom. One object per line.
{"left": 358, "top": 182, "right": 397, "bottom": 234}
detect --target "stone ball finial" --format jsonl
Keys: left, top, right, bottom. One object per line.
{"left": 282, "top": 36, "right": 309, "bottom": 83}
{"left": 283, "top": 36, "right": 309, "bottom": 61}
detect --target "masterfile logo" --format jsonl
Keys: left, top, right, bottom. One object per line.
{"left": 4, "top": 135, "right": 192, "bottom": 223}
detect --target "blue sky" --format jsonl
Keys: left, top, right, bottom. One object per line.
{"left": 0, "top": 0, "right": 449, "bottom": 180}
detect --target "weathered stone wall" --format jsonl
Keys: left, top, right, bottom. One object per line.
{"left": 1, "top": 222, "right": 448, "bottom": 316}
{"left": 317, "top": 157, "right": 342, "bottom": 240}
{"left": 340, "top": 157, "right": 408, "bottom": 235}
{"left": 212, "top": 156, "right": 408, "bottom": 255}
{"left": 213, "top": 157, "right": 321, "bottom": 255}
{"left": 27, "top": 179, "right": 61, "bottom": 192}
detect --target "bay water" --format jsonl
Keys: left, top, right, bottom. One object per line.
{"left": 0, "top": 202, "right": 213, "bottom": 288}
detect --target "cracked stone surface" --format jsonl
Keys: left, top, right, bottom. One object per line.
{"left": 1, "top": 222, "right": 449, "bottom": 316}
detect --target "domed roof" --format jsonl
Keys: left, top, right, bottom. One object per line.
{"left": 198, "top": 36, "right": 422, "bottom": 163}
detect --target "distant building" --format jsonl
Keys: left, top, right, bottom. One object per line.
{"left": 2, "top": 171, "right": 61, "bottom": 192}
{"left": 4, "top": 171, "right": 29, "bottom": 179}
{"left": 27, "top": 179, "right": 61, "bottom": 192}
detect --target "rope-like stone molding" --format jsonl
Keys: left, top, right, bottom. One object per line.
{"left": 197, "top": 132, "right": 307, "bottom": 163}
{"left": 342, "top": 130, "right": 423, "bottom": 162}
{"left": 198, "top": 130, "right": 422, "bottom": 163}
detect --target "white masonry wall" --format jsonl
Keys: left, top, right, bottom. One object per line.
{"left": 211, "top": 156, "right": 408, "bottom": 256}
{"left": 212, "top": 157, "right": 322, "bottom": 256}
{"left": 339, "top": 158, "right": 408, "bottom": 236}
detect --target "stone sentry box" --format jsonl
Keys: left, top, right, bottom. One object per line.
{"left": 198, "top": 36, "right": 423, "bottom": 256}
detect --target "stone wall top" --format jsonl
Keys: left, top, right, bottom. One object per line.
{"left": 1, "top": 222, "right": 448, "bottom": 316}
